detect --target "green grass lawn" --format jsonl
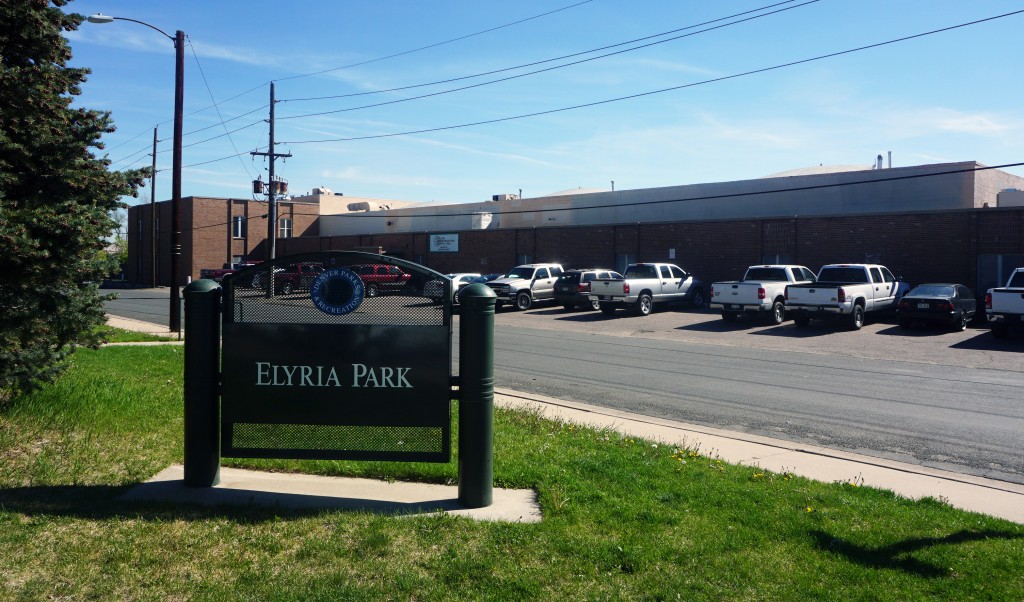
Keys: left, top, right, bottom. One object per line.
{"left": 1, "top": 346, "right": 1022, "bottom": 600}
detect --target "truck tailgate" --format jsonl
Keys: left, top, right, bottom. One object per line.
{"left": 712, "top": 282, "right": 763, "bottom": 306}
{"left": 989, "top": 289, "right": 1024, "bottom": 313}
{"left": 785, "top": 285, "right": 840, "bottom": 305}
{"left": 590, "top": 279, "right": 627, "bottom": 298}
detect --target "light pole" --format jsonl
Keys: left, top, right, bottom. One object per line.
{"left": 88, "top": 14, "right": 184, "bottom": 335}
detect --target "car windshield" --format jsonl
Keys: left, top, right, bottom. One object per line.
{"left": 624, "top": 265, "right": 658, "bottom": 279}
{"left": 744, "top": 268, "right": 788, "bottom": 282}
{"left": 817, "top": 267, "right": 868, "bottom": 283}
{"left": 908, "top": 285, "right": 954, "bottom": 297}
{"left": 504, "top": 267, "right": 535, "bottom": 279}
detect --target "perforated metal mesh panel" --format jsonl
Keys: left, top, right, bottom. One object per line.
{"left": 227, "top": 423, "right": 444, "bottom": 461}
{"left": 225, "top": 252, "right": 449, "bottom": 326}
{"left": 220, "top": 251, "right": 452, "bottom": 462}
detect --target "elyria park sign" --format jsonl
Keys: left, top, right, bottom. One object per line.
{"left": 182, "top": 251, "right": 496, "bottom": 507}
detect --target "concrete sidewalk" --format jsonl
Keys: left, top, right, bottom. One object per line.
{"left": 493, "top": 388, "right": 1024, "bottom": 524}
{"left": 122, "top": 465, "right": 542, "bottom": 523}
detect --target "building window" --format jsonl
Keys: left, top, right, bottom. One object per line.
{"left": 279, "top": 217, "right": 292, "bottom": 239}
{"left": 232, "top": 216, "right": 246, "bottom": 239}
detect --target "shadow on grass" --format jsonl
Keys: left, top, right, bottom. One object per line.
{"left": 0, "top": 482, "right": 464, "bottom": 522}
{"left": 809, "top": 529, "right": 1024, "bottom": 577}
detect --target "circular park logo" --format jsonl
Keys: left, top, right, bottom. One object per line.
{"left": 310, "top": 268, "right": 364, "bottom": 315}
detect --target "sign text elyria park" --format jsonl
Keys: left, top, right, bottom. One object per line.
{"left": 221, "top": 322, "right": 450, "bottom": 428}
{"left": 255, "top": 362, "right": 413, "bottom": 388}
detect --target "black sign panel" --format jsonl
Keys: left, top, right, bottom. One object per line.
{"left": 221, "top": 251, "right": 452, "bottom": 462}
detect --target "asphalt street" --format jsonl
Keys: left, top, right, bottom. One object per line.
{"left": 105, "top": 287, "right": 1024, "bottom": 485}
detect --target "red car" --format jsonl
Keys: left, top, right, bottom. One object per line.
{"left": 352, "top": 264, "right": 412, "bottom": 297}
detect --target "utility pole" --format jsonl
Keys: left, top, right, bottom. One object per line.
{"left": 150, "top": 127, "right": 158, "bottom": 288}
{"left": 250, "top": 82, "right": 291, "bottom": 261}
{"left": 169, "top": 28, "right": 184, "bottom": 336}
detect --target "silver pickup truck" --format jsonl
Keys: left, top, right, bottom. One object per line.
{"left": 710, "top": 265, "right": 816, "bottom": 324}
{"left": 589, "top": 262, "right": 705, "bottom": 316}
{"left": 485, "top": 263, "right": 564, "bottom": 310}
{"left": 784, "top": 263, "right": 909, "bottom": 330}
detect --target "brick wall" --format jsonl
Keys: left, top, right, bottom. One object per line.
{"left": 135, "top": 203, "right": 1024, "bottom": 293}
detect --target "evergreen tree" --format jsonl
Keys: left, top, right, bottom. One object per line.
{"left": 0, "top": 0, "right": 147, "bottom": 399}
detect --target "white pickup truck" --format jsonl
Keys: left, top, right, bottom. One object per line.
{"left": 985, "top": 267, "right": 1024, "bottom": 339}
{"left": 784, "top": 264, "right": 910, "bottom": 330}
{"left": 710, "top": 265, "right": 817, "bottom": 325}
{"left": 589, "top": 262, "right": 705, "bottom": 316}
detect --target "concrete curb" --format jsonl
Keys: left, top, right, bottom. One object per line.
{"left": 494, "top": 388, "right": 1024, "bottom": 524}
{"left": 105, "top": 314, "right": 178, "bottom": 338}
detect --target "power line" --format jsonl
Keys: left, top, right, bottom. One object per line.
{"left": 109, "top": 143, "right": 155, "bottom": 166}
{"left": 96, "top": 0, "right": 598, "bottom": 161}
{"left": 281, "top": 9, "right": 1024, "bottom": 145}
{"left": 312, "top": 162, "right": 1024, "bottom": 218}
{"left": 183, "top": 147, "right": 266, "bottom": 169}
{"left": 181, "top": 104, "right": 268, "bottom": 138}
{"left": 277, "top": 0, "right": 818, "bottom": 121}
{"left": 274, "top": 0, "right": 597, "bottom": 83}
{"left": 145, "top": 162, "right": 1024, "bottom": 231}
{"left": 176, "top": 120, "right": 263, "bottom": 151}
{"left": 281, "top": 0, "right": 808, "bottom": 104}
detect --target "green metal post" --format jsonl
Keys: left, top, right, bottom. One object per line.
{"left": 183, "top": 279, "right": 221, "bottom": 487}
{"left": 457, "top": 283, "right": 496, "bottom": 508}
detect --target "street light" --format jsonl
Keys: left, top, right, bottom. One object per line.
{"left": 88, "top": 13, "right": 185, "bottom": 335}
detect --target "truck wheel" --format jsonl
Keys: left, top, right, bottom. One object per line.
{"left": 991, "top": 324, "right": 1008, "bottom": 339}
{"left": 366, "top": 283, "right": 379, "bottom": 298}
{"left": 721, "top": 311, "right": 738, "bottom": 322}
{"left": 767, "top": 300, "right": 785, "bottom": 325}
{"left": 600, "top": 303, "right": 616, "bottom": 315}
{"left": 794, "top": 315, "right": 811, "bottom": 327}
{"left": 690, "top": 288, "right": 706, "bottom": 308}
{"left": 635, "top": 293, "right": 653, "bottom": 316}
{"left": 848, "top": 304, "right": 865, "bottom": 330}
{"left": 515, "top": 291, "right": 532, "bottom": 310}
{"left": 589, "top": 299, "right": 601, "bottom": 311}
{"left": 280, "top": 281, "right": 293, "bottom": 295}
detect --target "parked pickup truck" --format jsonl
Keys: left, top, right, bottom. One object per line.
{"left": 351, "top": 264, "right": 413, "bottom": 297}
{"left": 589, "top": 263, "right": 705, "bottom": 316}
{"left": 985, "top": 267, "right": 1024, "bottom": 339}
{"left": 784, "top": 263, "right": 909, "bottom": 330}
{"left": 485, "top": 263, "right": 564, "bottom": 310}
{"left": 199, "top": 261, "right": 260, "bottom": 282}
{"left": 710, "top": 265, "right": 817, "bottom": 324}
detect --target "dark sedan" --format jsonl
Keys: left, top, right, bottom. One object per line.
{"left": 896, "top": 283, "right": 976, "bottom": 331}
{"left": 555, "top": 269, "right": 623, "bottom": 310}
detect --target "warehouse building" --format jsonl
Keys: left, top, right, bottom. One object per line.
{"left": 128, "top": 160, "right": 1024, "bottom": 296}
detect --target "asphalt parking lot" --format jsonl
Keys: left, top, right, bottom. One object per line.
{"left": 490, "top": 302, "right": 1024, "bottom": 373}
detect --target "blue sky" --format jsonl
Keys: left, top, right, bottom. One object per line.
{"left": 64, "top": 0, "right": 1024, "bottom": 206}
